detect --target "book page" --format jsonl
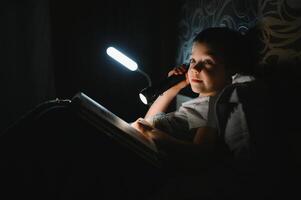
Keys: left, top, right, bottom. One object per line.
{"left": 72, "top": 92, "right": 158, "bottom": 153}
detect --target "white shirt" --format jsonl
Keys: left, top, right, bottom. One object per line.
{"left": 146, "top": 74, "right": 255, "bottom": 140}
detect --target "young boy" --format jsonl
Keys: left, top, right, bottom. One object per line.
{"left": 132, "top": 27, "right": 254, "bottom": 151}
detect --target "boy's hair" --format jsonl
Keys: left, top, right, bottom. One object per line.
{"left": 193, "top": 27, "right": 253, "bottom": 75}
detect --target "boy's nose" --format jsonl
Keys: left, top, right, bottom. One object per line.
{"left": 192, "top": 62, "right": 204, "bottom": 72}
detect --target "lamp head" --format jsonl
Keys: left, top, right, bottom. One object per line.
{"left": 139, "top": 86, "right": 159, "bottom": 105}
{"left": 106, "top": 47, "right": 138, "bottom": 71}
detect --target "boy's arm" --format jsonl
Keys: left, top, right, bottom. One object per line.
{"left": 145, "top": 65, "right": 189, "bottom": 119}
{"left": 144, "top": 86, "right": 182, "bottom": 118}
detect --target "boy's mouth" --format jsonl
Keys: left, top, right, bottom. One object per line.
{"left": 191, "top": 79, "right": 203, "bottom": 83}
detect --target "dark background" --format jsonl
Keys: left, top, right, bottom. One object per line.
{"left": 0, "top": 0, "right": 183, "bottom": 132}
{"left": 0, "top": 0, "right": 300, "bottom": 198}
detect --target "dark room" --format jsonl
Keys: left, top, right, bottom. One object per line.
{"left": 1, "top": 0, "right": 300, "bottom": 199}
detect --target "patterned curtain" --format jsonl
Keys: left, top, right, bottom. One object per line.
{"left": 176, "top": 0, "right": 301, "bottom": 66}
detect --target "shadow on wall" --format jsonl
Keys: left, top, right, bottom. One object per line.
{"left": 176, "top": 0, "right": 301, "bottom": 66}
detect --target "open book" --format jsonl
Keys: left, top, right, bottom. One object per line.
{"left": 71, "top": 92, "right": 160, "bottom": 167}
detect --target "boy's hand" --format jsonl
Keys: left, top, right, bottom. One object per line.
{"left": 168, "top": 64, "right": 189, "bottom": 90}
{"left": 131, "top": 118, "right": 174, "bottom": 142}
{"left": 131, "top": 118, "right": 153, "bottom": 133}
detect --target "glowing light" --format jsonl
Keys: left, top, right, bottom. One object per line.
{"left": 139, "top": 93, "right": 148, "bottom": 105}
{"left": 106, "top": 47, "right": 138, "bottom": 71}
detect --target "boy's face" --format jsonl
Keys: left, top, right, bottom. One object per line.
{"left": 188, "top": 42, "right": 229, "bottom": 96}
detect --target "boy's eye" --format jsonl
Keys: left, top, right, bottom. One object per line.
{"left": 203, "top": 59, "right": 213, "bottom": 65}
{"left": 189, "top": 59, "right": 195, "bottom": 64}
